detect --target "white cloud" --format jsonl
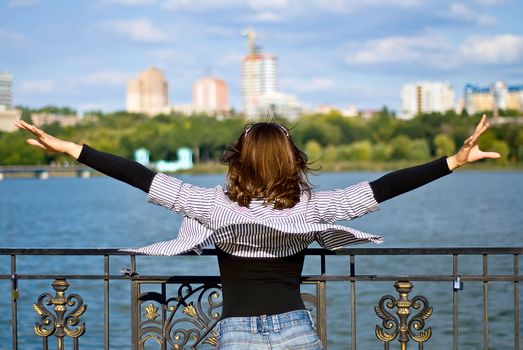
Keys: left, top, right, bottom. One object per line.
{"left": 345, "top": 35, "right": 455, "bottom": 68}
{"left": 98, "top": 0, "right": 156, "bottom": 5}
{"left": 446, "top": 3, "right": 497, "bottom": 26}
{"left": 103, "top": 18, "right": 171, "bottom": 43}
{"left": 344, "top": 33, "right": 523, "bottom": 70}
{"left": 282, "top": 77, "right": 337, "bottom": 92}
{"left": 0, "top": 29, "right": 26, "bottom": 43}
{"left": 8, "top": 0, "right": 39, "bottom": 7}
{"left": 161, "top": 0, "right": 289, "bottom": 11}
{"left": 461, "top": 34, "right": 523, "bottom": 64}
{"left": 311, "top": 0, "right": 423, "bottom": 13}
{"left": 20, "top": 80, "right": 55, "bottom": 94}
{"left": 253, "top": 12, "right": 283, "bottom": 22}
{"left": 476, "top": 0, "right": 507, "bottom": 4}
{"left": 161, "top": 0, "right": 237, "bottom": 11}
{"left": 84, "top": 70, "right": 131, "bottom": 86}
{"left": 249, "top": 0, "right": 288, "bottom": 10}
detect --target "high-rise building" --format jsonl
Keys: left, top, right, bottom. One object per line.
{"left": 400, "top": 81, "right": 455, "bottom": 119}
{"left": 126, "top": 66, "right": 168, "bottom": 117}
{"left": 192, "top": 76, "right": 229, "bottom": 115}
{"left": 241, "top": 28, "right": 278, "bottom": 118}
{"left": 465, "top": 81, "right": 523, "bottom": 114}
{"left": 0, "top": 71, "right": 13, "bottom": 109}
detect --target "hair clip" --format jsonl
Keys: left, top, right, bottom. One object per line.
{"left": 244, "top": 124, "right": 289, "bottom": 137}
{"left": 277, "top": 124, "right": 290, "bottom": 137}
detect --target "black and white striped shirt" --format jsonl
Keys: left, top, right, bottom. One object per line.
{"left": 77, "top": 145, "right": 451, "bottom": 258}
{"left": 123, "top": 173, "right": 382, "bottom": 257}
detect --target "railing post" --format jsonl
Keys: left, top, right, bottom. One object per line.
{"left": 515, "top": 254, "right": 520, "bottom": 350}
{"left": 11, "top": 254, "right": 18, "bottom": 350}
{"left": 130, "top": 255, "right": 139, "bottom": 350}
{"left": 350, "top": 254, "right": 356, "bottom": 350}
{"left": 453, "top": 254, "right": 459, "bottom": 350}
{"left": 104, "top": 255, "right": 110, "bottom": 350}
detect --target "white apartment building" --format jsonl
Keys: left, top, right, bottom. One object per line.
{"left": 242, "top": 53, "right": 278, "bottom": 118}
{"left": 401, "top": 81, "right": 455, "bottom": 119}
{"left": 0, "top": 71, "right": 13, "bottom": 109}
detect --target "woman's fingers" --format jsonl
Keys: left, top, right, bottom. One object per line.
{"left": 16, "top": 120, "right": 45, "bottom": 138}
{"left": 26, "top": 138, "right": 47, "bottom": 149}
{"left": 474, "top": 114, "right": 487, "bottom": 133}
{"left": 465, "top": 116, "right": 490, "bottom": 146}
{"left": 481, "top": 151, "right": 501, "bottom": 159}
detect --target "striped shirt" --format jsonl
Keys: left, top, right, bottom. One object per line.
{"left": 122, "top": 173, "right": 382, "bottom": 257}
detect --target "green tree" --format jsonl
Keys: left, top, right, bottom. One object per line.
{"left": 433, "top": 134, "right": 456, "bottom": 157}
{"left": 345, "top": 140, "right": 373, "bottom": 161}
{"left": 407, "top": 139, "right": 430, "bottom": 161}
{"left": 304, "top": 140, "right": 323, "bottom": 162}
{"left": 372, "top": 142, "right": 392, "bottom": 161}
{"left": 304, "top": 140, "right": 322, "bottom": 162}
{"left": 489, "top": 140, "right": 510, "bottom": 165}
{"left": 390, "top": 135, "right": 412, "bottom": 160}
{"left": 323, "top": 145, "right": 338, "bottom": 162}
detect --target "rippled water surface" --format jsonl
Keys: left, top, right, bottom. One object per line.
{"left": 1, "top": 171, "right": 522, "bottom": 349}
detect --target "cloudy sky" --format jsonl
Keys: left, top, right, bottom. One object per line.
{"left": 1, "top": 0, "right": 522, "bottom": 114}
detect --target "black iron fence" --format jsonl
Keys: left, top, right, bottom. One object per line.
{"left": 0, "top": 247, "right": 521, "bottom": 350}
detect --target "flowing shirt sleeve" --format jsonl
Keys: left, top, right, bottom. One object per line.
{"left": 309, "top": 181, "right": 380, "bottom": 224}
{"left": 147, "top": 173, "right": 217, "bottom": 224}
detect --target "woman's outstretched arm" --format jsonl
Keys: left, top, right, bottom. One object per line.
{"left": 370, "top": 115, "right": 500, "bottom": 203}
{"left": 14, "top": 120, "right": 156, "bottom": 192}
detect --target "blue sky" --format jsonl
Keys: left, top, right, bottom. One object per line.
{"left": 1, "top": 0, "right": 522, "bottom": 114}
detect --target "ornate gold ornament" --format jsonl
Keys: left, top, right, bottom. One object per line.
{"left": 182, "top": 303, "right": 198, "bottom": 318}
{"left": 375, "top": 281, "right": 432, "bottom": 349}
{"left": 33, "top": 279, "right": 87, "bottom": 350}
{"left": 144, "top": 304, "right": 160, "bottom": 320}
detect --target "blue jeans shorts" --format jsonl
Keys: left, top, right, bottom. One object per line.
{"left": 215, "top": 309, "right": 323, "bottom": 349}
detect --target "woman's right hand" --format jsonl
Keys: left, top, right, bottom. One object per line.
{"left": 14, "top": 120, "right": 83, "bottom": 159}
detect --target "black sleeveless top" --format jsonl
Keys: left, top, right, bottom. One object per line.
{"left": 217, "top": 246, "right": 306, "bottom": 318}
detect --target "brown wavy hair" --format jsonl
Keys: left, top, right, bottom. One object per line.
{"left": 222, "top": 122, "right": 313, "bottom": 209}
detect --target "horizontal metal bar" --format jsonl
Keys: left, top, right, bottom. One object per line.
{"left": 0, "top": 274, "right": 132, "bottom": 280}
{"left": 1, "top": 247, "right": 522, "bottom": 256}
{"left": 2, "top": 274, "right": 519, "bottom": 283}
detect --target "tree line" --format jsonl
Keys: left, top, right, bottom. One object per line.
{"left": 1, "top": 107, "right": 521, "bottom": 168}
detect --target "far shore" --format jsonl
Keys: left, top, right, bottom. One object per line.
{"left": 1, "top": 160, "right": 522, "bottom": 180}
{"left": 177, "top": 160, "right": 523, "bottom": 175}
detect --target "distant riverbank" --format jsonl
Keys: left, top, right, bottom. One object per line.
{"left": 178, "top": 160, "right": 523, "bottom": 175}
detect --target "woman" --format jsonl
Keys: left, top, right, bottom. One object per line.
{"left": 15, "top": 116, "right": 499, "bottom": 349}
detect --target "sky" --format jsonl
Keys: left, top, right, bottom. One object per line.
{"left": 1, "top": 0, "right": 522, "bottom": 114}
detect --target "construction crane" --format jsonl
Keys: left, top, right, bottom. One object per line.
{"left": 241, "top": 27, "right": 256, "bottom": 57}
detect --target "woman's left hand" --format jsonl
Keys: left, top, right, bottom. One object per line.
{"left": 446, "top": 114, "right": 501, "bottom": 170}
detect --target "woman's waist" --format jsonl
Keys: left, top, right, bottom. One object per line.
{"left": 218, "top": 309, "right": 313, "bottom": 333}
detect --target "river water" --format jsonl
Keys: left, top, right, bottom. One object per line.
{"left": 1, "top": 171, "right": 522, "bottom": 349}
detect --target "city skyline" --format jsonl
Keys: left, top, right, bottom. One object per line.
{"left": 1, "top": 0, "right": 522, "bottom": 114}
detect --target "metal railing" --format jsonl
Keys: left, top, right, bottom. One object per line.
{"left": 0, "top": 247, "right": 521, "bottom": 349}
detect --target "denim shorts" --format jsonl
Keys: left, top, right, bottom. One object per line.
{"left": 215, "top": 309, "right": 323, "bottom": 350}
